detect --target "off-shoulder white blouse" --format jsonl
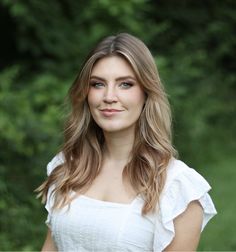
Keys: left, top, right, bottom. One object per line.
{"left": 45, "top": 153, "right": 217, "bottom": 251}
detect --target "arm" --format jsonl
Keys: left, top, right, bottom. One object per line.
{"left": 41, "top": 228, "right": 57, "bottom": 251}
{"left": 164, "top": 200, "right": 203, "bottom": 251}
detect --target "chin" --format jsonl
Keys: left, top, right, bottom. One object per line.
{"left": 101, "top": 127, "right": 124, "bottom": 133}
{"left": 99, "top": 124, "right": 135, "bottom": 134}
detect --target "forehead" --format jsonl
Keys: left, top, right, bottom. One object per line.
{"left": 91, "top": 55, "right": 136, "bottom": 78}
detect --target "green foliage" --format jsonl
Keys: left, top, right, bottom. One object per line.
{"left": 0, "top": 66, "right": 68, "bottom": 250}
{"left": 1, "top": 0, "right": 151, "bottom": 76}
{"left": 0, "top": 0, "right": 235, "bottom": 250}
{"left": 152, "top": 0, "right": 236, "bottom": 165}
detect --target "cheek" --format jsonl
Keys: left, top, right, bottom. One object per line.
{"left": 87, "top": 90, "right": 100, "bottom": 107}
{"left": 130, "top": 90, "right": 145, "bottom": 107}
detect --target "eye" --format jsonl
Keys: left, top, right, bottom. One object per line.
{"left": 90, "top": 81, "right": 105, "bottom": 89}
{"left": 119, "top": 82, "right": 133, "bottom": 89}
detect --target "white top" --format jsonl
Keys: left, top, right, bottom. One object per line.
{"left": 45, "top": 153, "right": 217, "bottom": 251}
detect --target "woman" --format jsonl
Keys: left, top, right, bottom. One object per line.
{"left": 36, "top": 33, "right": 216, "bottom": 251}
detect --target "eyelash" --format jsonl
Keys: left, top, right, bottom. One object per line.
{"left": 119, "top": 82, "right": 133, "bottom": 88}
{"left": 90, "top": 82, "right": 104, "bottom": 88}
{"left": 90, "top": 81, "right": 134, "bottom": 89}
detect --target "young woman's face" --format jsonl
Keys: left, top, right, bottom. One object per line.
{"left": 87, "top": 55, "right": 146, "bottom": 134}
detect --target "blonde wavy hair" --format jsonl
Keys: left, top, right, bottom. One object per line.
{"left": 36, "top": 33, "right": 177, "bottom": 215}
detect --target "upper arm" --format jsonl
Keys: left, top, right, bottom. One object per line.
{"left": 164, "top": 200, "right": 204, "bottom": 251}
{"left": 41, "top": 228, "right": 57, "bottom": 251}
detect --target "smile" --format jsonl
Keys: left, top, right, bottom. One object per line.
{"left": 99, "top": 109, "right": 124, "bottom": 117}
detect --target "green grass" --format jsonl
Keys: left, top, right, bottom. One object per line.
{"left": 198, "top": 154, "right": 236, "bottom": 251}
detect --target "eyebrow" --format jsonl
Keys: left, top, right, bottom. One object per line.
{"left": 90, "top": 75, "right": 137, "bottom": 82}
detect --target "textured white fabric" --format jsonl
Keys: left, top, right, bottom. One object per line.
{"left": 45, "top": 154, "right": 217, "bottom": 251}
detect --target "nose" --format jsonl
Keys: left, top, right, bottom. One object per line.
{"left": 103, "top": 85, "right": 118, "bottom": 103}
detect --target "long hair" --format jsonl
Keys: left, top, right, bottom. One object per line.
{"left": 36, "top": 33, "right": 177, "bottom": 215}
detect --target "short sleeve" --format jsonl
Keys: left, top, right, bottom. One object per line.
{"left": 45, "top": 152, "right": 65, "bottom": 227}
{"left": 153, "top": 159, "right": 217, "bottom": 251}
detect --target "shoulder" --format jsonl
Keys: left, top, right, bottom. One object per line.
{"left": 44, "top": 152, "right": 65, "bottom": 222}
{"left": 153, "top": 158, "right": 217, "bottom": 251}
{"left": 162, "top": 158, "right": 211, "bottom": 194}
{"left": 46, "top": 152, "right": 65, "bottom": 176}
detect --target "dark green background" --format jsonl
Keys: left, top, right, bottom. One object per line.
{"left": 0, "top": 0, "right": 235, "bottom": 250}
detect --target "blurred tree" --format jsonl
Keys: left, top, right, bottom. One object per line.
{"left": 148, "top": 0, "right": 236, "bottom": 164}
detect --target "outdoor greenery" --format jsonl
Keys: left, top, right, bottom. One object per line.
{"left": 0, "top": 0, "right": 235, "bottom": 250}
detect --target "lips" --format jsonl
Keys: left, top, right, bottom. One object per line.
{"left": 99, "top": 108, "right": 124, "bottom": 117}
{"left": 100, "top": 109, "right": 123, "bottom": 112}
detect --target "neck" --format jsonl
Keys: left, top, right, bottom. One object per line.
{"left": 103, "top": 130, "right": 135, "bottom": 162}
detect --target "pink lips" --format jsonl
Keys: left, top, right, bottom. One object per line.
{"left": 100, "top": 109, "right": 123, "bottom": 117}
